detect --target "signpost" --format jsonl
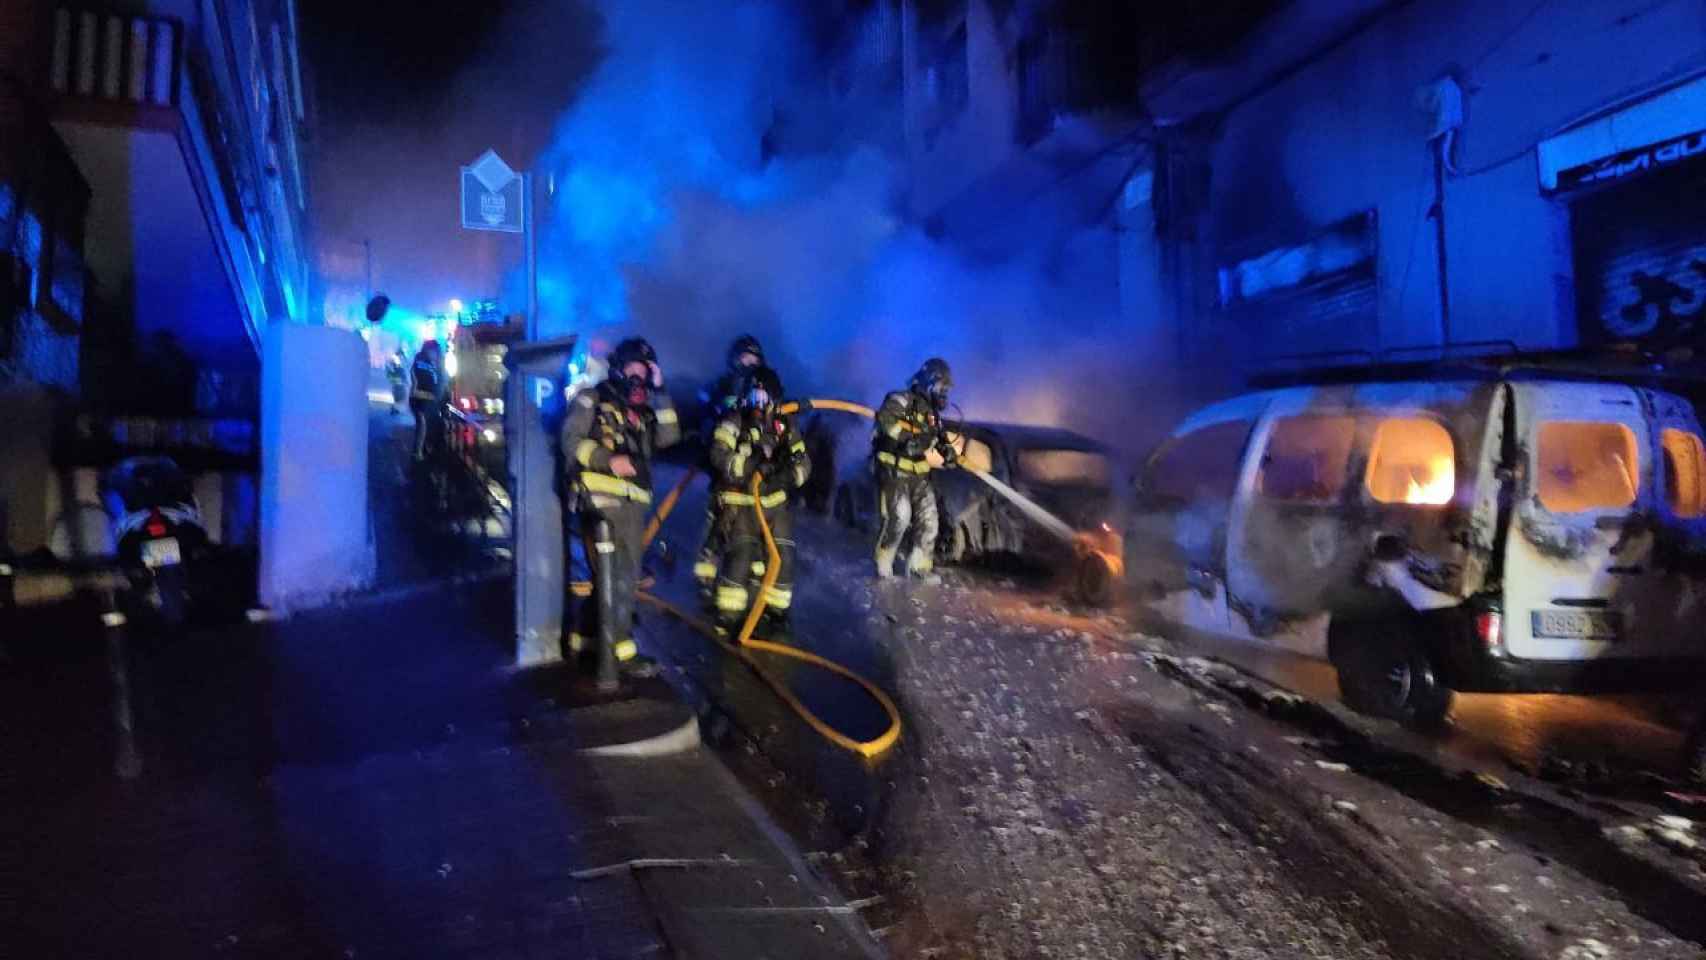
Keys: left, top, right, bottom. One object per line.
{"left": 460, "top": 149, "right": 538, "bottom": 339}
{"left": 460, "top": 150, "right": 524, "bottom": 234}
{"left": 464, "top": 149, "right": 553, "bottom": 665}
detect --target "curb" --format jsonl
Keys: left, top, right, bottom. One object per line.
{"left": 566, "top": 695, "right": 703, "bottom": 757}
{"left": 579, "top": 710, "right": 702, "bottom": 757}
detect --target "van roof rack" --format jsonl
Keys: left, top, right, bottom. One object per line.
{"left": 1248, "top": 341, "right": 1706, "bottom": 391}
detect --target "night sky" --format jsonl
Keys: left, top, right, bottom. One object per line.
{"left": 298, "top": 0, "right": 602, "bottom": 314}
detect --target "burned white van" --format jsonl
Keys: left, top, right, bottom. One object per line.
{"left": 1125, "top": 362, "right": 1706, "bottom": 727}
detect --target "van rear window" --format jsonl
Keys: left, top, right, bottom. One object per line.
{"left": 1661, "top": 428, "right": 1706, "bottom": 519}
{"left": 1257, "top": 415, "right": 1355, "bottom": 503}
{"left": 1365, "top": 418, "right": 1455, "bottom": 505}
{"left": 1536, "top": 421, "right": 1639, "bottom": 513}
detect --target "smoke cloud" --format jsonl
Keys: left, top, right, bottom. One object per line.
{"left": 522, "top": 0, "right": 1179, "bottom": 456}
{"left": 315, "top": 0, "right": 1183, "bottom": 458}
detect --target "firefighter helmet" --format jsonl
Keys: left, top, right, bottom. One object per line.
{"left": 727, "top": 334, "right": 765, "bottom": 370}
{"left": 911, "top": 357, "right": 952, "bottom": 397}
{"left": 607, "top": 337, "right": 657, "bottom": 378}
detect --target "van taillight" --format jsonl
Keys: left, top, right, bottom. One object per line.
{"left": 1475, "top": 611, "right": 1503, "bottom": 651}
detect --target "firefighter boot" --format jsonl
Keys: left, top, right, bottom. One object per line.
{"left": 906, "top": 547, "right": 939, "bottom": 584}
{"left": 874, "top": 545, "right": 898, "bottom": 579}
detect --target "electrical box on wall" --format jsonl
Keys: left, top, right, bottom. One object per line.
{"left": 1416, "top": 75, "right": 1464, "bottom": 140}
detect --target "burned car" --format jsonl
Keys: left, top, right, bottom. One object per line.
{"left": 820, "top": 417, "right": 1123, "bottom": 601}
{"left": 1126, "top": 362, "right": 1706, "bottom": 727}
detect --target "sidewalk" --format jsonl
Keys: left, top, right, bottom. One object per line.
{"left": 1, "top": 579, "right": 883, "bottom": 958}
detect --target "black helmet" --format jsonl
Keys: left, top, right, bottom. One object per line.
{"left": 735, "top": 365, "right": 783, "bottom": 411}
{"left": 910, "top": 358, "right": 952, "bottom": 406}
{"left": 727, "top": 334, "right": 765, "bottom": 370}
{"left": 607, "top": 337, "right": 657, "bottom": 379}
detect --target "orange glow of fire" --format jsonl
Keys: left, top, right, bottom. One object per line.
{"left": 1402, "top": 455, "right": 1455, "bottom": 505}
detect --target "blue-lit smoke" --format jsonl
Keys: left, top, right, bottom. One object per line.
{"left": 526, "top": 0, "right": 1167, "bottom": 454}
{"left": 532, "top": 0, "right": 817, "bottom": 335}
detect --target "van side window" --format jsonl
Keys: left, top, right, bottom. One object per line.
{"left": 1365, "top": 417, "right": 1455, "bottom": 505}
{"left": 1661, "top": 428, "right": 1706, "bottom": 519}
{"left": 1256, "top": 415, "right": 1355, "bottom": 503}
{"left": 1536, "top": 421, "right": 1639, "bottom": 513}
{"left": 1145, "top": 420, "right": 1253, "bottom": 504}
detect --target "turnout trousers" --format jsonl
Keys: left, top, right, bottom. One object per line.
{"left": 569, "top": 493, "right": 646, "bottom": 684}
{"left": 712, "top": 500, "right": 796, "bottom": 631}
{"left": 875, "top": 473, "right": 938, "bottom": 577}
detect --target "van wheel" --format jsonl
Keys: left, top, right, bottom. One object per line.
{"left": 1332, "top": 620, "right": 1453, "bottom": 730}
{"left": 1075, "top": 553, "right": 1116, "bottom": 608}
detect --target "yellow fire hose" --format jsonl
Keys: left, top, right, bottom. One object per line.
{"left": 568, "top": 398, "right": 903, "bottom": 760}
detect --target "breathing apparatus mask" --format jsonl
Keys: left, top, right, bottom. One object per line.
{"left": 608, "top": 337, "right": 659, "bottom": 409}
{"left": 738, "top": 365, "right": 782, "bottom": 420}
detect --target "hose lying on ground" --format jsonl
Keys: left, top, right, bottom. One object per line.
{"left": 568, "top": 398, "right": 903, "bottom": 760}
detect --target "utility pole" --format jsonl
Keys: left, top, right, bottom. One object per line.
{"left": 523, "top": 173, "right": 538, "bottom": 341}
{"left": 361, "top": 238, "right": 373, "bottom": 303}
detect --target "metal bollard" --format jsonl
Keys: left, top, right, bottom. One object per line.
{"left": 101, "top": 599, "right": 142, "bottom": 781}
{"left": 593, "top": 519, "right": 619, "bottom": 690}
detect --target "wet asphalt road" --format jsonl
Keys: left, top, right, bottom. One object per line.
{"left": 9, "top": 452, "right": 1706, "bottom": 959}
{"left": 1187, "top": 634, "right": 1693, "bottom": 782}
{"left": 637, "top": 468, "right": 1706, "bottom": 958}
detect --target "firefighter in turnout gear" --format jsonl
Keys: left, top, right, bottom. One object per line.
{"left": 707, "top": 365, "right": 809, "bottom": 634}
{"left": 873, "top": 358, "right": 958, "bottom": 580}
{"left": 409, "top": 340, "right": 448, "bottom": 460}
{"left": 561, "top": 337, "right": 681, "bottom": 689}
{"left": 693, "top": 334, "right": 767, "bottom": 601}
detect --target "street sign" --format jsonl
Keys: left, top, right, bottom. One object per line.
{"left": 460, "top": 149, "right": 524, "bottom": 233}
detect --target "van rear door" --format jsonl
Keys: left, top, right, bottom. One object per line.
{"left": 1502, "top": 382, "right": 1666, "bottom": 661}
{"left": 1643, "top": 390, "right": 1706, "bottom": 654}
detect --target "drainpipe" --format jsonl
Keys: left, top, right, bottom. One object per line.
{"left": 1420, "top": 74, "right": 1463, "bottom": 350}
{"left": 1431, "top": 132, "right": 1451, "bottom": 347}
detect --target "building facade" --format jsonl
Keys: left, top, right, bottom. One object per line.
{"left": 1, "top": 0, "right": 312, "bottom": 560}
{"left": 893, "top": 0, "right": 1706, "bottom": 435}
{"left": 1144, "top": 0, "right": 1706, "bottom": 391}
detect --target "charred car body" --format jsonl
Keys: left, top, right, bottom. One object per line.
{"left": 1127, "top": 357, "right": 1706, "bottom": 726}
{"left": 822, "top": 417, "right": 1123, "bottom": 600}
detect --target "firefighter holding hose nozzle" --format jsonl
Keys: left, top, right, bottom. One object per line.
{"left": 694, "top": 334, "right": 767, "bottom": 603}
{"left": 873, "top": 358, "right": 958, "bottom": 582}
{"left": 561, "top": 337, "right": 680, "bottom": 690}
{"left": 707, "top": 365, "right": 809, "bottom": 636}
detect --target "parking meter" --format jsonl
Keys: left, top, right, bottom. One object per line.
{"left": 504, "top": 335, "right": 578, "bottom": 666}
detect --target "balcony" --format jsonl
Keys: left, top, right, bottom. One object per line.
{"left": 40, "top": 5, "right": 270, "bottom": 369}
{"left": 46, "top": 7, "right": 182, "bottom": 127}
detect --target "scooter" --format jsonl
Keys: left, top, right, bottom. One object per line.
{"left": 104, "top": 456, "right": 207, "bottom": 628}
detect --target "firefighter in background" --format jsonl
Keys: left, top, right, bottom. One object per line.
{"left": 707, "top": 365, "right": 810, "bottom": 634}
{"left": 561, "top": 337, "right": 681, "bottom": 689}
{"left": 693, "top": 334, "right": 767, "bottom": 602}
{"left": 409, "top": 340, "right": 447, "bottom": 460}
{"left": 873, "top": 358, "right": 958, "bottom": 580}
{"left": 387, "top": 348, "right": 408, "bottom": 413}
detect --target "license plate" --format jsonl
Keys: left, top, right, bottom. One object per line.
{"left": 141, "top": 537, "right": 181, "bottom": 569}
{"left": 1531, "top": 608, "right": 1621, "bottom": 640}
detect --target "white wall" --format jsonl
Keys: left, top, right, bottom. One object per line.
{"left": 903, "top": 0, "right": 1021, "bottom": 217}
{"left": 1200, "top": 0, "right": 1706, "bottom": 355}
{"left": 259, "top": 323, "right": 372, "bottom": 610}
